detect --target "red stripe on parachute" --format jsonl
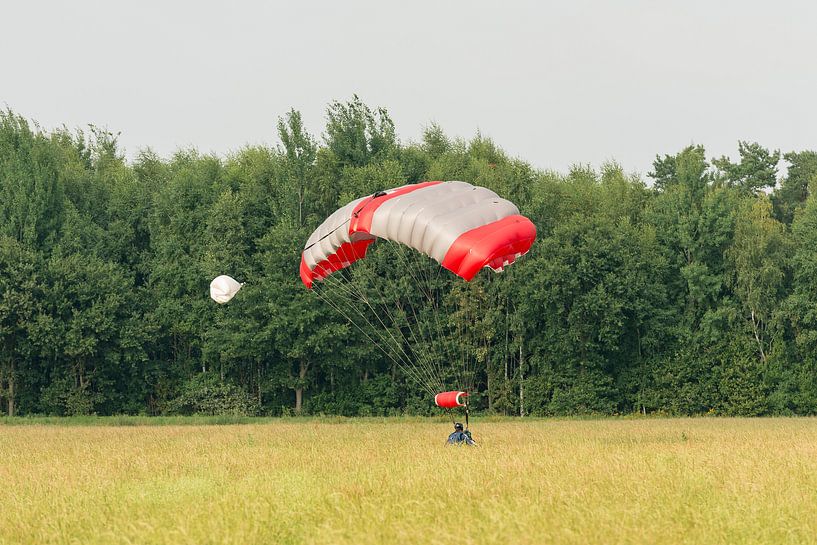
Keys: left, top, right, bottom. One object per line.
{"left": 348, "top": 181, "right": 442, "bottom": 235}
{"left": 441, "top": 214, "right": 537, "bottom": 281}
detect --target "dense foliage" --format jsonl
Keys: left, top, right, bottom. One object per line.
{"left": 1, "top": 99, "right": 816, "bottom": 417}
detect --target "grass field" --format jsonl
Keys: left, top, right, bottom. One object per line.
{"left": 2, "top": 417, "right": 817, "bottom": 545}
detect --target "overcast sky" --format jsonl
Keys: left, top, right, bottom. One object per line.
{"left": 2, "top": 0, "right": 815, "bottom": 177}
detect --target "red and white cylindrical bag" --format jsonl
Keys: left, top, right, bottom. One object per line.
{"left": 434, "top": 391, "right": 468, "bottom": 409}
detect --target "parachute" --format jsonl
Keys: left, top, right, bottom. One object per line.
{"left": 301, "top": 181, "right": 535, "bottom": 412}
{"left": 210, "top": 275, "right": 243, "bottom": 304}
{"left": 300, "top": 181, "right": 536, "bottom": 288}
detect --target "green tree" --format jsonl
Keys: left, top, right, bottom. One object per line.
{"left": 277, "top": 109, "right": 317, "bottom": 227}
{"left": 324, "top": 95, "right": 397, "bottom": 169}
{"left": 0, "top": 111, "right": 65, "bottom": 249}
{"left": 713, "top": 141, "right": 780, "bottom": 194}
{"left": 36, "top": 253, "right": 145, "bottom": 415}
{"left": 772, "top": 150, "right": 817, "bottom": 224}
{"left": 0, "top": 237, "right": 40, "bottom": 416}
{"left": 727, "top": 198, "right": 789, "bottom": 363}
{"left": 256, "top": 223, "right": 348, "bottom": 414}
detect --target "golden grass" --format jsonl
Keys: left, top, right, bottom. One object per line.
{"left": 2, "top": 418, "right": 817, "bottom": 545}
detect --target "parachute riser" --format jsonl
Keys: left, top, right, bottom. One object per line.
{"left": 444, "top": 408, "right": 456, "bottom": 427}
{"left": 436, "top": 390, "right": 470, "bottom": 430}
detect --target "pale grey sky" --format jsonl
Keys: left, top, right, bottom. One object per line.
{"left": 2, "top": 0, "right": 815, "bottom": 177}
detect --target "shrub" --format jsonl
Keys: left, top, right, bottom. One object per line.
{"left": 164, "top": 374, "right": 259, "bottom": 416}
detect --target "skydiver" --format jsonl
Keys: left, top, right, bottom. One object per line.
{"left": 446, "top": 422, "right": 476, "bottom": 446}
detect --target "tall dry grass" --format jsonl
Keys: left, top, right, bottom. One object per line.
{"left": 2, "top": 418, "right": 817, "bottom": 544}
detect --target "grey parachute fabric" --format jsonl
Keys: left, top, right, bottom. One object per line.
{"left": 300, "top": 181, "right": 536, "bottom": 288}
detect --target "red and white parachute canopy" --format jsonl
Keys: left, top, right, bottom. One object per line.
{"left": 300, "top": 181, "right": 536, "bottom": 288}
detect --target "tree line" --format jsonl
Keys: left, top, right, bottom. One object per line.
{"left": 1, "top": 98, "right": 816, "bottom": 417}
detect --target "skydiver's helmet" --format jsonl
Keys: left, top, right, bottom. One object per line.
{"left": 454, "top": 422, "right": 464, "bottom": 432}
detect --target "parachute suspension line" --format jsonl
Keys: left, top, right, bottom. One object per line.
{"left": 329, "top": 244, "right": 444, "bottom": 395}
{"left": 367, "top": 246, "right": 451, "bottom": 396}
{"left": 312, "top": 285, "right": 437, "bottom": 398}
{"left": 460, "top": 286, "right": 471, "bottom": 401}
{"left": 319, "top": 273, "right": 434, "bottom": 392}
{"left": 335, "top": 254, "right": 446, "bottom": 397}
{"left": 463, "top": 283, "right": 476, "bottom": 398}
{"left": 465, "top": 283, "right": 476, "bottom": 401}
{"left": 432, "top": 270, "right": 452, "bottom": 355}
{"left": 374, "top": 249, "right": 447, "bottom": 395}
{"left": 414, "top": 251, "right": 462, "bottom": 395}
{"left": 469, "top": 276, "right": 490, "bottom": 400}
{"left": 454, "top": 287, "right": 466, "bottom": 397}
{"left": 301, "top": 193, "right": 382, "bottom": 252}
{"left": 314, "top": 254, "right": 435, "bottom": 392}
{"left": 470, "top": 278, "right": 484, "bottom": 398}
{"left": 424, "top": 259, "right": 453, "bottom": 376}
{"left": 413, "top": 247, "right": 461, "bottom": 391}
{"left": 452, "top": 286, "right": 464, "bottom": 399}
{"left": 325, "top": 255, "right": 419, "bottom": 378}
{"left": 444, "top": 407, "right": 455, "bottom": 426}
{"left": 420, "top": 246, "right": 460, "bottom": 390}
{"left": 392, "top": 244, "right": 454, "bottom": 392}
{"left": 393, "top": 294, "right": 445, "bottom": 394}
{"left": 457, "top": 278, "right": 482, "bottom": 405}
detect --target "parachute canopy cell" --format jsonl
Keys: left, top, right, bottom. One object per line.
{"left": 300, "top": 181, "right": 537, "bottom": 288}
{"left": 210, "top": 275, "right": 243, "bottom": 304}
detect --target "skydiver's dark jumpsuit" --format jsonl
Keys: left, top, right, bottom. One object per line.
{"left": 447, "top": 430, "right": 476, "bottom": 446}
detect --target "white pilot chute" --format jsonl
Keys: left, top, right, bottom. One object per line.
{"left": 209, "top": 275, "right": 243, "bottom": 304}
